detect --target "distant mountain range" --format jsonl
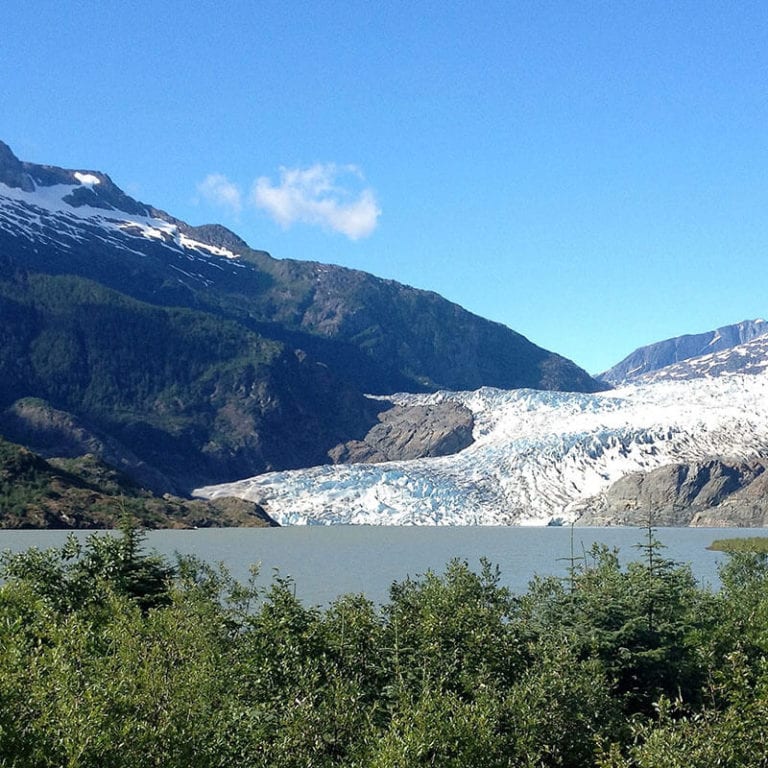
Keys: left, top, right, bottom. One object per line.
{"left": 0, "top": 140, "right": 602, "bottom": 518}
{"left": 632, "top": 333, "right": 768, "bottom": 383}
{"left": 599, "top": 319, "right": 768, "bottom": 384}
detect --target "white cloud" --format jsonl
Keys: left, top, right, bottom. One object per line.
{"left": 251, "top": 163, "right": 381, "bottom": 240}
{"left": 196, "top": 173, "right": 242, "bottom": 214}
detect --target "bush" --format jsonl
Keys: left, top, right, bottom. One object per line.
{"left": 1, "top": 528, "right": 768, "bottom": 766}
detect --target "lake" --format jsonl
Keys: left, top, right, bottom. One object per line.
{"left": 0, "top": 526, "right": 762, "bottom": 607}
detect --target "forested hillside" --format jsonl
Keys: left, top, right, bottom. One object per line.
{"left": 0, "top": 435, "right": 275, "bottom": 528}
{"left": 0, "top": 270, "right": 378, "bottom": 493}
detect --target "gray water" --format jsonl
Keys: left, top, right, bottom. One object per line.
{"left": 0, "top": 526, "right": 761, "bottom": 607}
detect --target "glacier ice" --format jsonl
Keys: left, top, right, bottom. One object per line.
{"left": 195, "top": 373, "right": 768, "bottom": 525}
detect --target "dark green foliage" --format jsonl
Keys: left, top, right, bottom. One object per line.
{"left": 0, "top": 435, "right": 276, "bottom": 529}
{"left": 0, "top": 522, "right": 174, "bottom": 613}
{"left": 2, "top": 531, "right": 768, "bottom": 766}
{"left": 383, "top": 558, "right": 522, "bottom": 698}
{"left": 0, "top": 271, "right": 379, "bottom": 493}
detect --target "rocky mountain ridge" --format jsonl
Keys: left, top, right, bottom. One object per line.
{"left": 3, "top": 140, "right": 766, "bottom": 528}
{"left": 634, "top": 333, "right": 768, "bottom": 383}
{"left": 599, "top": 319, "right": 768, "bottom": 384}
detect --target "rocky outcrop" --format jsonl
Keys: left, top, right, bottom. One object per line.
{"left": 574, "top": 458, "right": 768, "bottom": 526}
{"left": 0, "top": 140, "right": 35, "bottom": 191}
{"left": 329, "top": 401, "right": 474, "bottom": 464}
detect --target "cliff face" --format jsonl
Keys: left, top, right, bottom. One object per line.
{"left": 574, "top": 458, "right": 768, "bottom": 527}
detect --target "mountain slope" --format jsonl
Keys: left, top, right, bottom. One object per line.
{"left": 0, "top": 270, "right": 379, "bottom": 492}
{"left": 0, "top": 140, "right": 602, "bottom": 396}
{"left": 0, "top": 436, "right": 276, "bottom": 529}
{"left": 634, "top": 333, "right": 768, "bottom": 383}
{"left": 599, "top": 319, "right": 768, "bottom": 384}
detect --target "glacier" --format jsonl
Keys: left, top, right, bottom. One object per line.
{"left": 194, "top": 371, "right": 768, "bottom": 525}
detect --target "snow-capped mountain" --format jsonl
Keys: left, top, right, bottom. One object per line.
{"left": 195, "top": 369, "right": 768, "bottom": 525}
{"left": 636, "top": 333, "right": 768, "bottom": 382}
{"left": 0, "top": 140, "right": 605, "bottom": 499}
{"left": 599, "top": 319, "right": 768, "bottom": 384}
{"left": 0, "top": 173, "right": 245, "bottom": 266}
{"left": 0, "top": 141, "right": 254, "bottom": 290}
{"left": 0, "top": 139, "right": 603, "bottom": 398}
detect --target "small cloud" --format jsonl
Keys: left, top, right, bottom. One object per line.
{"left": 196, "top": 173, "right": 242, "bottom": 215}
{"left": 251, "top": 163, "right": 381, "bottom": 240}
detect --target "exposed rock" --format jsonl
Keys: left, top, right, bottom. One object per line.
{"left": 0, "top": 140, "right": 34, "bottom": 191}
{"left": 329, "top": 401, "right": 475, "bottom": 464}
{"left": 574, "top": 458, "right": 768, "bottom": 526}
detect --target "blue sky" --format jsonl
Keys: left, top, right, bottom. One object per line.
{"left": 3, "top": 0, "right": 767, "bottom": 374}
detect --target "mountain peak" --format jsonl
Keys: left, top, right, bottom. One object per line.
{"left": 0, "top": 139, "right": 150, "bottom": 216}
{"left": 0, "top": 140, "right": 34, "bottom": 192}
{"left": 0, "top": 140, "right": 20, "bottom": 166}
{"left": 0, "top": 140, "right": 255, "bottom": 258}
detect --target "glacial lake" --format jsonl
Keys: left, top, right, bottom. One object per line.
{"left": 0, "top": 526, "right": 764, "bottom": 607}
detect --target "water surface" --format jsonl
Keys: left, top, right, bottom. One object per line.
{"left": 0, "top": 526, "right": 759, "bottom": 607}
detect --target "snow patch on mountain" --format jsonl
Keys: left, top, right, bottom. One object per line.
{"left": 600, "top": 319, "right": 768, "bottom": 384}
{"left": 195, "top": 372, "right": 768, "bottom": 525}
{"left": 0, "top": 179, "right": 243, "bottom": 273}
{"left": 638, "top": 334, "right": 768, "bottom": 382}
{"left": 73, "top": 172, "right": 101, "bottom": 186}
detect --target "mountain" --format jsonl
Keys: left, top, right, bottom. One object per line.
{"left": 195, "top": 369, "right": 768, "bottom": 525}
{"left": 0, "top": 141, "right": 603, "bottom": 500}
{"left": 0, "top": 140, "right": 601, "bottom": 393}
{"left": 598, "top": 319, "right": 768, "bottom": 384}
{"left": 634, "top": 333, "right": 768, "bottom": 383}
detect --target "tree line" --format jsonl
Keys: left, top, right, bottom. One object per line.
{"left": 1, "top": 524, "right": 768, "bottom": 767}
